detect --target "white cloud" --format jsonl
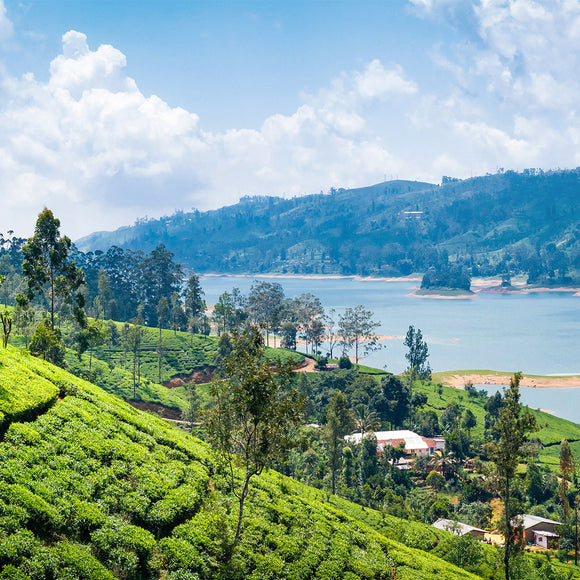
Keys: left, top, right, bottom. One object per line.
{"left": 3, "top": 2, "right": 580, "bottom": 239}
{"left": 354, "top": 60, "right": 417, "bottom": 99}
{"left": 0, "top": 0, "right": 13, "bottom": 46}
{"left": 0, "top": 31, "right": 415, "bottom": 237}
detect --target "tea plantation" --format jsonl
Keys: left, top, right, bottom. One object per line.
{"left": 0, "top": 346, "right": 477, "bottom": 580}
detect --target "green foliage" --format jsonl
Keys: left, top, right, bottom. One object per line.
{"left": 22, "top": 208, "right": 84, "bottom": 329}
{"left": 29, "top": 320, "right": 66, "bottom": 366}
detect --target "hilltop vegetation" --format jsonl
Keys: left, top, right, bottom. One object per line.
{"left": 77, "top": 169, "right": 580, "bottom": 282}
{"left": 0, "top": 345, "right": 486, "bottom": 580}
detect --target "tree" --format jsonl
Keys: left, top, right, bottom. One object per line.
{"left": 324, "top": 391, "right": 354, "bottom": 495}
{"left": 247, "top": 281, "right": 284, "bottom": 346}
{"left": 97, "top": 270, "right": 112, "bottom": 319}
{"left": 324, "top": 308, "right": 340, "bottom": 359}
{"left": 140, "top": 244, "right": 184, "bottom": 325}
{"left": 359, "top": 433, "right": 379, "bottom": 485}
{"left": 487, "top": 372, "right": 538, "bottom": 580}
{"left": 157, "top": 297, "right": 169, "bottom": 383}
{"left": 22, "top": 208, "right": 85, "bottom": 330}
{"left": 76, "top": 319, "right": 110, "bottom": 371}
{"left": 426, "top": 470, "right": 445, "bottom": 491}
{"left": 169, "top": 292, "right": 187, "bottom": 334}
{"left": 13, "top": 294, "right": 36, "bottom": 347}
{"left": 183, "top": 273, "right": 205, "bottom": 333}
{"left": 338, "top": 305, "right": 382, "bottom": 363}
{"left": 126, "top": 324, "right": 144, "bottom": 398}
{"left": 353, "top": 404, "right": 380, "bottom": 438}
{"left": 213, "top": 291, "right": 234, "bottom": 335}
{"left": 377, "top": 374, "right": 410, "bottom": 429}
{"left": 204, "top": 327, "right": 304, "bottom": 552}
{"left": 0, "top": 308, "right": 12, "bottom": 348}
{"left": 559, "top": 439, "right": 576, "bottom": 520}
{"left": 29, "top": 319, "right": 65, "bottom": 366}
{"left": 462, "top": 409, "right": 477, "bottom": 436}
{"left": 404, "top": 325, "right": 431, "bottom": 378}
{"left": 181, "top": 382, "right": 200, "bottom": 430}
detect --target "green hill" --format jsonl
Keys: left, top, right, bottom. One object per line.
{"left": 0, "top": 346, "right": 483, "bottom": 579}
{"left": 76, "top": 169, "right": 580, "bottom": 280}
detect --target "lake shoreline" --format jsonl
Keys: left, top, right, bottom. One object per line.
{"left": 201, "top": 272, "right": 579, "bottom": 296}
{"left": 438, "top": 372, "right": 580, "bottom": 389}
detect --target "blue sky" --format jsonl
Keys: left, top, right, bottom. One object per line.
{"left": 1, "top": 0, "right": 579, "bottom": 238}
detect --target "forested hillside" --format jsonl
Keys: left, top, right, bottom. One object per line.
{"left": 77, "top": 169, "right": 580, "bottom": 281}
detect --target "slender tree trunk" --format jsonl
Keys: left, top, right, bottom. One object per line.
{"left": 504, "top": 477, "right": 510, "bottom": 580}
{"left": 233, "top": 474, "right": 251, "bottom": 550}
{"left": 50, "top": 267, "right": 55, "bottom": 330}
{"left": 575, "top": 495, "right": 578, "bottom": 566}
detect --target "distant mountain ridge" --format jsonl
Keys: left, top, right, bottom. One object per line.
{"left": 77, "top": 170, "right": 580, "bottom": 280}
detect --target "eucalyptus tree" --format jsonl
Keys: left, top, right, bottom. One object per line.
{"left": 204, "top": 326, "right": 304, "bottom": 552}
{"left": 404, "top": 325, "right": 431, "bottom": 378}
{"left": 22, "top": 208, "right": 85, "bottom": 330}
{"left": 247, "top": 281, "right": 284, "bottom": 346}
{"left": 184, "top": 272, "right": 205, "bottom": 333}
{"left": 338, "top": 305, "right": 381, "bottom": 364}
{"left": 324, "top": 391, "right": 354, "bottom": 495}
{"left": 487, "top": 372, "right": 538, "bottom": 580}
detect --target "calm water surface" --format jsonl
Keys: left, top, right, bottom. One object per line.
{"left": 200, "top": 276, "right": 580, "bottom": 377}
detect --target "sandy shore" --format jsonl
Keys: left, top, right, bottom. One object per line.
{"left": 410, "top": 292, "right": 475, "bottom": 300}
{"left": 440, "top": 373, "right": 580, "bottom": 389}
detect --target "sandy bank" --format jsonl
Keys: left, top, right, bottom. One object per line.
{"left": 440, "top": 373, "right": 580, "bottom": 389}
{"left": 409, "top": 292, "right": 475, "bottom": 300}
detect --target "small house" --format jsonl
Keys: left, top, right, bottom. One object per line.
{"left": 520, "top": 514, "right": 562, "bottom": 547}
{"left": 432, "top": 518, "right": 485, "bottom": 540}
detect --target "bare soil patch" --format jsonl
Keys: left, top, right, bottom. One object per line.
{"left": 127, "top": 400, "right": 182, "bottom": 420}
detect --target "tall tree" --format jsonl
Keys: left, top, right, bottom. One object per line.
{"left": 169, "top": 292, "right": 187, "bottom": 334}
{"left": 97, "top": 269, "right": 112, "bottom": 319}
{"left": 157, "top": 297, "right": 169, "bottom": 384}
{"left": 183, "top": 273, "right": 205, "bottom": 333}
{"left": 487, "top": 372, "right": 538, "bottom": 580}
{"left": 404, "top": 325, "right": 431, "bottom": 378}
{"left": 126, "top": 324, "right": 143, "bottom": 398}
{"left": 204, "top": 327, "right": 304, "bottom": 552}
{"left": 377, "top": 374, "right": 410, "bottom": 429}
{"left": 338, "top": 305, "right": 381, "bottom": 364}
{"left": 324, "top": 391, "right": 354, "bottom": 495}
{"left": 247, "top": 281, "right": 284, "bottom": 346}
{"left": 22, "top": 208, "right": 85, "bottom": 329}
{"left": 560, "top": 439, "right": 576, "bottom": 520}
{"left": 13, "top": 294, "right": 36, "bottom": 347}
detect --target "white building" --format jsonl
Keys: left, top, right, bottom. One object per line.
{"left": 344, "top": 430, "right": 440, "bottom": 457}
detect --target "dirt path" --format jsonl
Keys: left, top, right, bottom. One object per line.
{"left": 294, "top": 357, "right": 317, "bottom": 373}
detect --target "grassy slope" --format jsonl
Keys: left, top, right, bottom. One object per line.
{"left": 0, "top": 346, "right": 474, "bottom": 580}
{"left": 415, "top": 378, "right": 580, "bottom": 468}
{"left": 61, "top": 326, "right": 304, "bottom": 413}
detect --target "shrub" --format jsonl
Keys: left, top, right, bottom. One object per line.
{"left": 426, "top": 471, "right": 445, "bottom": 491}
{"left": 338, "top": 356, "right": 352, "bottom": 369}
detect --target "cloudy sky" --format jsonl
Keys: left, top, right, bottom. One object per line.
{"left": 1, "top": 0, "right": 579, "bottom": 239}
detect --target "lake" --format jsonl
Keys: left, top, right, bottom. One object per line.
{"left": 199, "top": 275, "right": 580, "bottom": 377}
{"left": 473, "top": 384, "right": 580, "bottom": 424}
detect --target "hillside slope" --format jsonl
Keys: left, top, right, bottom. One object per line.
{"left": 77, "top": 170, "right": 580, "bottom": 278}
{"left": 0, "top": 346, "right": 478, "bottom": 580}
